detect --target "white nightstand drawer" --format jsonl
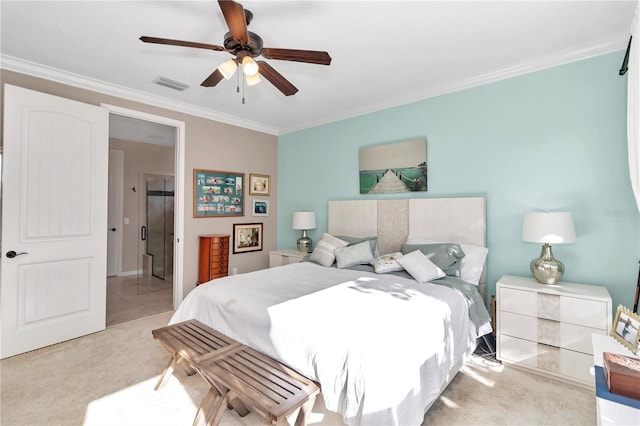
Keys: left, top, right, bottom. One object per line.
{"left": 500, "top": 311, "right": 540, "bottom": 342}
{"left": 560, "top": 323, "right": 605, "bottom": 354}
{"left": 499, "top": 334, "right": 538, "bottom": 367}
{"left": 499, "top": 287, "right": 537, "bottom": 316}
{"left": 499, "top": 335, "right": 593, "bottom": 386}
{"left": 500, "top": 311, "right": 604, "bottom": 354}
{"left": 559, "top": 297, "right": 609, "bottom": 330}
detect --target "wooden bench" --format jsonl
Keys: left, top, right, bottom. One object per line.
{"left": 152, "top": 319, "right": 320, "bottom": 426}
{"left": 193, "top": 344, "right": 320, "bottom": 426}
{"left": 152, "top": 320, "right": 241, "bottom": 390}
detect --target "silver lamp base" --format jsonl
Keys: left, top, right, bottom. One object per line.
{"left": 530, "top": 243, "right": 564, "bottom": 285}
{"left": 297, "top": 230, "right": 312, "bottom": 253}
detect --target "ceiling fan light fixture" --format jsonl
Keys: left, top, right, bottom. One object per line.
{"left": 242, "top": 56, "right": 259, "bottom": 76}
{"left": 218, "top": 59, "right": 238, "bottom": 79}
{"left": 245, "top": 73, "right": 261, "bottom": 87}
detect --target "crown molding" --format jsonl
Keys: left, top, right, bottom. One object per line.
{"left": 2, "top": 32, "right": 629, "bottom": 138}
{"left": 0, "top": 55, "right": 279, "bottom": 136}
{"left": 279, "top": 34, "right": 629, "bottom": 135}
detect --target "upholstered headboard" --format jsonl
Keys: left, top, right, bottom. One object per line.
{"left": 328, "top": 197, "right": 487, "bottom": 291}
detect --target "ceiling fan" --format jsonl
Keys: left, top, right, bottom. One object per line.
{"left": 140, "top": 0, "right": 332, "bottom": 97}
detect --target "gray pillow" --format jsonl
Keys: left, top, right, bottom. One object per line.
{"left": 400, "top": 243, "right": 465, "bottom": 277}
{"left": 336, "top": 236, "right": 378, "bottom": 255}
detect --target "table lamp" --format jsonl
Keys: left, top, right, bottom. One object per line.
{"left": 292, "top": 211, "right": 316, "bottom": 252}
{"left": 522, "top": 211, "right": 576, "bottom": 284}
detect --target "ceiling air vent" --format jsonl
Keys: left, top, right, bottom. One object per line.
{"left": 154, "top": 76, "right": 189, "bottom": 91}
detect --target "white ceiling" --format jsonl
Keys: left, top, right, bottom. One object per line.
{"left": 1, "top": 1, "right": 636, "bottom": 140}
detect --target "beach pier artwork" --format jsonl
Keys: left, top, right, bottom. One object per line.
{"left": 359, "top": 139, "right": 427, "bottom": 194}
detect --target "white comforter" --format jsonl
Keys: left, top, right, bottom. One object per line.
{"left": 170, "top": 262, "right": 480, "bottom": 425}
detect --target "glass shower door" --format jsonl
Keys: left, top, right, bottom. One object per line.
{"left": 138, "top": 174, "right": 174, "bottom": 294}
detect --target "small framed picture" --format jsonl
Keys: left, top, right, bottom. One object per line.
{"left": 252, "top": 199, "right": 269, "bottom": 217}
{"left": 610, "top": 304, "right": 640, "bottom": 354}
{"left": 232, "top": 223, "right": 263, "bottom": 254}
{"left": 249, "top": 173, "right": 270, "bottom": 196}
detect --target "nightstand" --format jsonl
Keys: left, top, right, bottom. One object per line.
{"left": 496, "top": 275, "right": 612, "bottom": 388}
{"left": 269, "top": 249, "right": 310, "bottom": 268}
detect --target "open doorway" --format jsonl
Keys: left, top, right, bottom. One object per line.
{"left": 104, "top": 108, "right": 185, "bottom": 326}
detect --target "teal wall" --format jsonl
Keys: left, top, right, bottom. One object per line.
{"left": 277, "top": 51, "right": 639, "bottom": 314}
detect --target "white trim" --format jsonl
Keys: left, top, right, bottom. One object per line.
{"left": 102, "top": 104, "right": 186, "bottom": 308}
{"left": 107, "top": 149, "right": 125, "bottom": 277}
{"left": 2, "top": 55, "right": 278, "bottom": 136}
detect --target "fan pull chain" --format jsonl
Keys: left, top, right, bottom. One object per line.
{"left": 236, "top": 63, "right": 240, "bottom": 94}
{"left": 241, "top": 69, "right": 246, "bottom": 104}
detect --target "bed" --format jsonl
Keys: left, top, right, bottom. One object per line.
{"left": 170, "top": 197, "right": 492, "bottom": 425}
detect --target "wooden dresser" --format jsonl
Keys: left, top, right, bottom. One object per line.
{"left": 197, "top": 234, "right": 230, "bottom": 285}
{"left": 497, "top": 275, "right": 612, "bottom": 388}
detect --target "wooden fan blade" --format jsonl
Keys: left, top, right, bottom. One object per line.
{"left": 201, "top": 69, "right": 225, "bottom": 87}
{"left": 261, "top": 48, "right": 331, "bottom": 65}
{"left": 218, "top": 0, "right": 248, "bottom": 44}
{"left": 140, "top": 36, "right": 225, "bottom": 51}
{"left": 257, "top": 61, "right": 298, "bottom": 96}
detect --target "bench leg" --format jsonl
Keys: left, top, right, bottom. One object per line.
{"left": 154, "top": 356, "right": 178, "bottom": 390}
{"left": 193, "top": 388, "right": 228, "bottom": 426}
{"left": 180, "top": 360, "right": 197, "bottom": 376}
{"left": 211, "top": 382, "right": 250, "bottom": 417}
{"left": 293, "top": 397, "right": 317, "bottom": 426}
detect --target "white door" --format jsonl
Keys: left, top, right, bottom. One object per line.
{"left": 1, "top": 85, "right": 109, "bottom": 359}
{"left": 107, "top": 149, "right": 124, "bottom": 276}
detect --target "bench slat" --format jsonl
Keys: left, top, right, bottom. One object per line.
{"left": 234, "top": 349, "right": 306, "bottom": 395}
{"left": 183, "top": 321, "right": 237, "bottom": 349}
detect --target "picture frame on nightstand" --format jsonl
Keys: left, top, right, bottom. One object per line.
{"left": 610, "top": 304, "right": 640, "bottom": 354}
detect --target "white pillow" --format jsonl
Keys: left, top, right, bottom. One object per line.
{"left": 396, "top": 250, "right": 445, "bottom": 283}
{"left": 370, "top": 252, "right": 404, "bottom": 273}
{"left": 404, "top": 237, "right": 488, "bottom": 286}
{"left": 334, "top": 241, "right": 374, "bottom": 269}
{"left": 309, "top": 233, "right": 348, "bottom": 267}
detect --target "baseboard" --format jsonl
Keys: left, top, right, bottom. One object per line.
{"left": 118, "top": 269, "right": 142, "bottom": 277}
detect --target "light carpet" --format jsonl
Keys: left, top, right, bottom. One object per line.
{"left": 1, "top": 311, "right": 595, "bottom": 426}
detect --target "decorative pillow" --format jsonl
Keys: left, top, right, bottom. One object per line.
{"left": 334, "top": 241, "right": 374, "bottom": 269}
{"left": 336, "top": 236, "right": 378, "bottom": 256}
{"left": 309, "top": 233, "right": 348, "bottom": 267}
{"left": 405, "top": 237, "right": 488, "bottom": 285}
{"left": 396, "top": 250, "right": 445, "bottom": 284}
{"left": 401, "top": 243, "right": 465, "bottom": 277}
{"left": 370, "top": 252, "right": 404, "bottom": 273}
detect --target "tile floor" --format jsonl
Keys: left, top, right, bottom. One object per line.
{"left": 106, "top": 274, "right": 173, "bottom": 326}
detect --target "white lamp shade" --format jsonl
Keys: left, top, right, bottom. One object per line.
{"left": 245, "top": 73, "right": 261, "bottom": 87}
{"left": 242, "top": 56, "right": 259, "bottom": 76}
{"left": 218, "top": 59, "right": 237, "bottom": 79}
{"left": 522, "top": 212, "right": 576, "bottom": 244}
{"left": 292, "top": 211, "right": 316, "bottom": 230}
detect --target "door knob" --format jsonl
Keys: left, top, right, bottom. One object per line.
{"left": 6, "top": 251, "right": 28, "bottom": 259}
{"left": 109, "top": 227, "right": 116, "bottom": 232}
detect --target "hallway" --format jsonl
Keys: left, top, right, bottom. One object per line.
{"left": 106, "top": 275, "right": 173, "bottom": 326}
